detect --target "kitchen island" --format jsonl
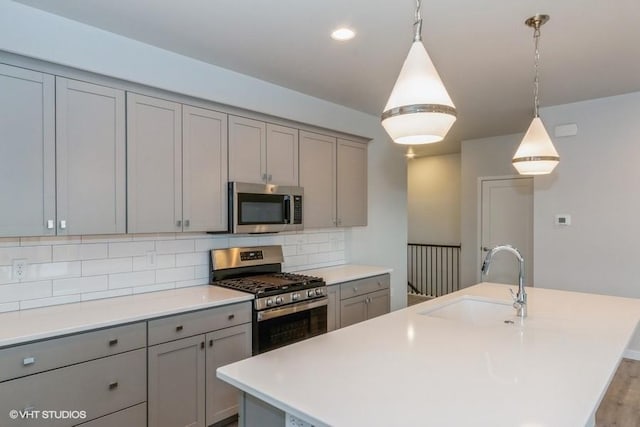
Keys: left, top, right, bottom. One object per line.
{"left": 217, "top": 282, "right": 640, "bottom": 427}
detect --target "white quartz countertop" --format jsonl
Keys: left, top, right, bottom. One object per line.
{"left": 295, "top": 264, "right": 392, "bottom": 285}
{"left": 0, "top": 285, "right": 253, "bottom": 348}
{"left": 217, "top": 283, "right": 640, "bottom": 427}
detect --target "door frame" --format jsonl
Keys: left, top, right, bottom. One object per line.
{"left": 476, "top": 175, "right": 533, "bottom": 283}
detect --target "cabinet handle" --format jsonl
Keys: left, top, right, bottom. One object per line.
{"left": 209, "top": 339, "right": 213, "bottom": 347}
{"left": 268, "top": 174, "right": 273, "bottom": 182}
{"left": 108, "top": 381, "right": 119, "bottom": 390}
{"left": 353, "top": 287, "right": 358, "bottom": 293}
{"left": 262, "top": 173, "right": 268, "bottom": 182}
{"left": 23, "top": 357, "right": 35, "bottom": 366}
{"left": 200, "top": 341, "right": 205, "bottom": 350}
{"left": 46, "top": 220, "right": 54, "bottom": 229}
{"left": 176, "top": 325, "right": 184, "bottom": 332}
{"left": 337, "top": 219, "right": 342, "bottom": 226}
{"left": 59, "top": 220, "right": 67, "bottom": 229}
{"left": 23, "top": 406, "right": 35, "bottom": 413}
{"left": 108, "top": 339, "right": 118, "bottom": 347}
{"left": 184, "top": 219, "right": 190, "bottom": 227}
{"left": 378, "top": 281, "right": 382, "bottom": 287}
{"left": 228, "top": 314, "right": 235, "bottom": 321}
{"left": 176, "top": 220, "right": 182, "bottom": 227}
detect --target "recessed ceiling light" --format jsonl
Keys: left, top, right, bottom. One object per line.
{"left": 331, "top": 27, "right": 356, "bottom": 41}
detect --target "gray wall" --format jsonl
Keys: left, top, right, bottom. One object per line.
{"left": 0, "top": 2, "right": 408, "bottom": 311}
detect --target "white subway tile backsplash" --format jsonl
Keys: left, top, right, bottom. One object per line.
{"left": 109, "top": 241, "right": 155, "bottom": 258}
{"left": 156, "top": 266, "right": 195, "bottom": 283}
{"left": 81, "top": 288, "right": 132, "bottom": 301}
{"left": 20, "top": 294, "right": 82, "bottom": 310}
{"left": 82, "top": 258, "right": 132, "bottom": 276}
{"left": 176, "top": 252, "right": 209, "bottom": 267}
{"left": 156, "top": 239, "right": 195, "bottom": 254}
{"left": 132, "top": 282, "right": 176, "bottom": 294}
{"left": 0, "top": 246, "right": 51, "bottom": 266}
{"left": 53, "top": 244, "right": 108, "bottom": 262}
{"left": 21, "top": 236, "right": 82, "bottom": 246}
{"left": 53, "top": 276, "right": 108, "bottom": 296}
{"left": 25, "top": 262, "right": 82, "bottom": 281}
{"left": 109, "top": 271, "right": 156, "bottom": 289}
{"left": 0, "top": 302, "right": 20, "bottom": 313}
{"left": 0, "top": 229, "right": 346, "bottom": 312}
{"left": 228, "top": 236, "right": 259, "bottom": 247}
{"left": 132, "top": 254, "right": 175, "bottom": 271}
{"left": 176, "top": 278, "right": 209, "bottom": 289}
{"left": 0, "top": 280, "right": 51, "bottom": 303}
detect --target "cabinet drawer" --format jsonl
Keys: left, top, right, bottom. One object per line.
{"left": 0, "top": 349, "right": 146, "bottom": 427}
{"left": 148, "top": 302, "right": 251, "bottom": 346}
{"left": 74, "top": 403, "right": 146, "bottom": 427}
{"left": 0, "top": 322, "right": 146, "bottom": 382}
{"left": 340, "top": 274, "right": 390, "bottom": 299}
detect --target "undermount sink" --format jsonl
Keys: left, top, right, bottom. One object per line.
{"left": 419, "top": 296, "right": 518, "bottom": 326}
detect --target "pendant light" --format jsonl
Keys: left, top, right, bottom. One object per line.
{"left": 381, "top": 0, "right": 456, "bottom": 145}
{"left": 512, "top": 14, "right": 560, "bottom": 175}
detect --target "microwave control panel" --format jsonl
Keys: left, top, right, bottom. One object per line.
{"left": 293, "top": 195, "right": 303, "bottom": 224}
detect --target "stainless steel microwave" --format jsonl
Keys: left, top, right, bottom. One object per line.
{"left": 229, "top": 182, "right": 303, "bottom": 234}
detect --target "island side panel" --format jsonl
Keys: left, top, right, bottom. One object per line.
{"left": 240, "top": 392, "right": 285, "bottom": 427}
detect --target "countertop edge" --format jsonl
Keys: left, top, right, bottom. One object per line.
{"left": 295, "top": 264, "right": 393, "bottom": 285}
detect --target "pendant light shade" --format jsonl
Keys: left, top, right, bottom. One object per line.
{"left": 381, "top": 0, "right": 456, "bottom": 145}
{"left": 512, "top": 14, "right": 559, "bottom": 175}
{"left": 512, "top": 117, "right": 559, "bottom": 175}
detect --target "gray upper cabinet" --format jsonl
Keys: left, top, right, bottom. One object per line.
{"left": 127, "top": 93, "right": 183, "bottom": 233}
{"left": 0, "top": 64, "right": 55, "bottom": 237}
{"left": 299, "top": 131, "right": 337, "bottom": 228}
{"left": 182, "top": 105, "right": 228, "bottom": 232}
{"left": 300, "top": 131, "right": 368, "bottom": 228}
{"left": 229, "top": 116, "right": 299, "bottom": 186}
{"left": 56, "top": 77, "right": 126, "bottom": 235}
{"left": 266, "top": 123, "right": 299, "bottom": 186}
{"left": 337, "top": 138, "right": 367, "bottom": 227}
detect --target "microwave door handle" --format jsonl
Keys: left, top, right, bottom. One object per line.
{"left": 283, "top": 196, "right": 291, "bottom": 224}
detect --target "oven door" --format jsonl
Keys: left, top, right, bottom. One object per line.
{"left": 254, "top": 297, "right": 328, "bottom": 355}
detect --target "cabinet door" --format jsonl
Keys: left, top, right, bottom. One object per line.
{"left": 366, "top": 289, "right": 390, "bottom": 321}
{"left": 266, "top": 123, "right": 298, "bottom": 185}
{"left": 183, "top": 105, "right": 228, "bottom": 232}
{"left": 326, "top": 285, "right": 340, "bottom": 332}
{"left": 299, "top": 131, "right": 336, "bottom": 228}
{"left": 127, "top": 93, "right": 182, "bottom": 233}
{"left": 56, "top": 78, "right": 126, "bottom": 235}
{"left": 337, "top": 139, "right": 367, "bottom": 227}
{"left": 148, "top": 335, "right": 206, "bottom": 427}
{"left": 228, "top": 115, "right": 266, "bottom": 184}
{"left": 0, "top": 64, "right": 55, "bottom": 237}
{"left": 205, "top": 323, "right": 252, "bottom": 426}
{"left": 340, "top": 294, "right": 367, "bottom": 328}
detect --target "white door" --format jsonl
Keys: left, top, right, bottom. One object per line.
{"left": 480, "top": 178, "right": 533, "bottom": 286}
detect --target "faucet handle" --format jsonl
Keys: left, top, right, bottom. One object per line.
{"left": 509, "top": 288, "right": 518, "bottom": 302}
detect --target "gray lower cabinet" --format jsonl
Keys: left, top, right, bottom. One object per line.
{"left": 326, "top": 285, "right": 340, "bottom": 332}
{"left": 74, "top": 403, "right": 146, "bottom": 427}
{"left": 0, "top": 323, "right": 147, "bottom": 427}
{"left": 0, "top": 63, "right": 55, "bottom": 237}
{"left": 147, "top": 303, "right": 252, "bottom": 427}
{"left": 148, "top": 335, "right": 206, "bottom": 427}
{"left": 339, "top": 274, "right": 390, "bottom": 328}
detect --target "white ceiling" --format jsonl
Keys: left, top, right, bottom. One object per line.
{"left": 15, "top": 0, "right": 640, "bottom": 156}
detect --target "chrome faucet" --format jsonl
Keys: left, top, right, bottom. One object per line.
{"left": 481, "top": 245, "right": 527, "bottom": 318}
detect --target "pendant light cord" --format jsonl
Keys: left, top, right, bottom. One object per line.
{"left": 533, "top": 22, "right": 541, "bottom": 118}
{"left": 414, "top": 0, "right": 423, "bottom": 42}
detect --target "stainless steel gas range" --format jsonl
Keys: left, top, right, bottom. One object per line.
{"left": 210, "top": 246, "right": 327, "bottom": 355}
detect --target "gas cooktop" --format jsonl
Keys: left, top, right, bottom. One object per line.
{"left": 213, "top": 272, "right": 324, "bottom": 297}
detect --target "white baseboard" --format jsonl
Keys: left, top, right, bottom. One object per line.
{"left": 623, "top": 349, "right": 640, "bottom": 360}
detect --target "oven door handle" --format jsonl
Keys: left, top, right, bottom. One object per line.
{"left": 257, "top": 297, "right": 328, "bottom": 322}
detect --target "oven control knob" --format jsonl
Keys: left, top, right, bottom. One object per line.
{"left": 307, "top": 290, "right": 315, "bottom": 298}
{"left": 275, "top": 296, "right": 284, "bottom": 304}
{"left": 292, "top": 293, "right": 300, "bottom": 301}
{"left": 315, "top": 288, "right": 323, "bottom": 296}
{"left": 266, "top": 299, "right": 274, "bottom": 307}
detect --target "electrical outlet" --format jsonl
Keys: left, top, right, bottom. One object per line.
{"left": 146, "top": 251, "right": 157, "bottom": 267}
{"left": 12, "top": 259, "right": 27, "bottom": 281}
